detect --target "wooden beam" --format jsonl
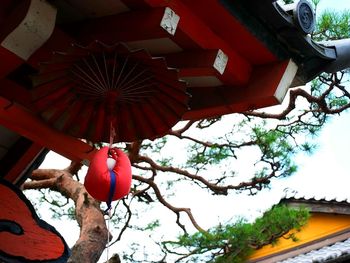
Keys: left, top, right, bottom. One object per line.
{"left": 3, "top": 141, "right": 44, "bottom": 184}
{"left": 285, "top": 199, "right": 350, "bottom": 215}
{"left": 1, "top": 136, "right": 31, "bottom": 180}
{"left": 183, "top": 59, "right": 298, "bottom": 120}
{"left": 0, "top": 96, "right": 96, "bottom": 164}
{"left": 70, "top": 8, "right": 189, "bottom": 48}
{"left": 0, "top": 46, "right": 23, "bottom": 78}
{"left": 141, "top": 0, "right": 279, "bottom": 64}
{"left": 0, "top": 77, "right": 32, "bottom": 106}
{"left": 156, "top": 2, "right": 252, "bottom": 84}
{"left": 176, "top": 0, "right": 279, "bottom": 64}
{"left": 1, "top": 0, "right": 56, "bottom": 60}
{"left": 0, "top": 0, "right": 57, "bottom": 76}
{"left": 27, "top": 28, "right": 76, "bottom": 69}
{"left": 0, "top": 0, "right": 31, "bottom": 43}
{"left": 0, "top": 0, "right": 29, "bottom": 77}
{"left": 165, "top": 49, "right": 237, "bottom": 86}
{"left": 72, "top": 5, "right": 251, "bottom": 85}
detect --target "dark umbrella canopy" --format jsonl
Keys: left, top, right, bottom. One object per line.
{"left": 30, "top": 41, "right": 189, "bottom": 143}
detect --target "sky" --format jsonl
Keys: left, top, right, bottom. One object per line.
{"left": 275, "top": 0, "right": 350, "bottom": 197}
{"left": 33, "top": 0, "right": 350, "bottom": 261}
{"left": 280, "top": 111, "right": 350, "bottom": 197}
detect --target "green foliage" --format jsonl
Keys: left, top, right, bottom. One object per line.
{"left": 281, "top": 0, "right": 294, "bottom": 4}
{"left": 67, "top": 206, "right": 77, "bottom": 220}
{"left": 301, "top": 142, "right": 315, "bottom": 154}
{"left": 253, "top": 127, "right": 295, "bottom": 159}
{"left": 164, "top": 205, "right": 309, "bottom": 263}
{"left": 311, "top": 73, "right": 350, "bottom": 113}
{"left": 145, "top": 219, "right": 161, "bottom": 231}
{"left": 311, "top": 0, "right": 320, "bottom": 7}
{"left": 142, "top": 137, "right": 168, "bottom": 152}
{"left": 314, "top": 10, "right": 350, "bottom": 40}
{"left": 250, "top": 125, "right": 299, "bottom": 186}
{"left": 158, "top": 157, "right": 173, "bottom": 167}
{"left": 282, "top": 0, "right": 350, "bottom": 41}
{"left": 142, "top": 137, "right": 174, "bottom": 166}
{"left": 186, "top": 143, "right": 234, "bottom": 168}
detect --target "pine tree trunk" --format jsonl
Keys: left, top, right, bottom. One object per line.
{"left": 66, "top": 187, "right": 108, "bottom": 263}
{"left": 25, "top": 167, "right": 109, "bottom": 263}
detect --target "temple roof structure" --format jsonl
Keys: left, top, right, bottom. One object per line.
{"left": 250, "top": 191, "right": 350, "bottom": 263}
{"left": 0, "top": 0, "right": 349, "bottom": 183}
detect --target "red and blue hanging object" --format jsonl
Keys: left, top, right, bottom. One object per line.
{"left": 84, "top": 146, "right": 132, "bottom": 209}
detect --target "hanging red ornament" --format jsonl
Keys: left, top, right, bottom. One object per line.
{"left": 84, "top": 146, "right": 132, "bottom": 206}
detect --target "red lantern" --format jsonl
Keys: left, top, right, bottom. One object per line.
{"left": 84, "top": 147, "right": 132, "bottom": 206}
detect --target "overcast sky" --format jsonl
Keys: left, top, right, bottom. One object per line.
{"left": 276, "top": 0, "right": 350, "bottom": 198}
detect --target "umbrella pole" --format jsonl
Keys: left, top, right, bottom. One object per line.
{"left": 109, "top": 121, "right": 116, "bottom": 147}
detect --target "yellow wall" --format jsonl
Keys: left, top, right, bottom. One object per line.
{"left": 250, "top": 213, "right": 350, "bottom": 260}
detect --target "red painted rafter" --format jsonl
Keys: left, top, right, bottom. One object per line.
{"left": 0, "top": 2, "right": 34, "bottom": 79}
{"left": 176, "top": 0, "right": 278, "bottom": 65}
{"left": 0, "top": 77, "right": 32, "bottom": 106}
{"left": 0, "top": 0, "right": 31, "bottom": 43}
{"left": 0, "top": 0, "right": 57, "bottom": 76}
{"left": 0, "top": 0, "right": 264, "bottom": 87}
{"left": 124, "top": 0, "right": 278, "bottom": 65}
{"left": 0, "top": 0, "right": 296, "bottom": 161}
{"left": 27, "top": 28, "right": 75, "bottom": 69}
{"left": 183, "top": 60, "right": 297, "bottom": 120}
{"left": 69, "top": 8, "right": 199, "bottom": 49}
{"left": 70, "top": 6, "right": 251, "bottom": 85}
{"left": 165, "top": 50, "right": 235, "bottom": 86}
{"left": 0, "top": 46, "right": 23, "bottom": 78}
{"left": 0, "top": 96, "right": 96, "bottom": 164}
{"left": 3, "top": 142, "right": 44, "bottom": 184}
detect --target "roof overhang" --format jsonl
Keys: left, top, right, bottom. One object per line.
{"left": 250, "top": 197, "right": 350, "bottom": 263}
{"left": 0, "top": 0, "right": 349, "bottom": 183}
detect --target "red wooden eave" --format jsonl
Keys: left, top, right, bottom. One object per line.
{"left": 0, "top": 97, "right": 96, "bottom": 164}
{"left": 0, "top": 0, "right": 298, "bottom": 171}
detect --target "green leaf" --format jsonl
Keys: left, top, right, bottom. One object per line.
{"left": 165, "top": 205, "right": 309, "bottom": 262}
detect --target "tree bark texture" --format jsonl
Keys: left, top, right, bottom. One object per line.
{"left": 24, "top": 167, "right": 108, "bottom": 263}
